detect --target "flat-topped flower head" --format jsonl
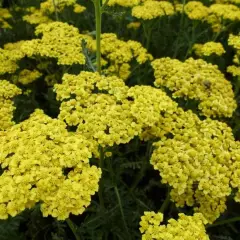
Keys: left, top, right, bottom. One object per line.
{"left": 0, "top": 41, "right": 26, "bottom": 75}
{"left": 132, "top": 1, "right": 175, "bottom": 20}
{"left": 0, "top": 80, "right": 22, "bottom": 131}
{"left": 152, "top": 57, "right": 237, "bottom": 118}
{"left": 228, "top": 34, "right": 240, "bottom": 50}
{"left": 193, "top": 42, "right": 226, "bottom": 57}
{"left": 55, "top": 71, "right": 142, "bottom": 147}
{"left": 21, "top": 22, "right": 91, "bottom": 65}
{"left": 151, "top": 117, "right": 238, "bottom": 222}
{"left": 184, "top": 1, "right": 209, "bottom": 21}
{"left": 107, "top": 0, "right": 140, "bottom": 7}
{"left": 140, "top": 212, "right": 209, "bottom": 240}
{"left": 0, "top": 8, "right": 12, "bottom": 28}
{"left": 90, "top": 33, "right": 152, "bottom": 80}
{"left": 23, "top": 0, "right": 85, "bottom": 25}
{"left": 0, "top": 109, "right": 101, "bottom": 220}
{"left": 127, "top": 85, "right": 179, "bottom": 141}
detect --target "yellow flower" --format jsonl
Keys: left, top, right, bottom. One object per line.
{"left": 184, "top": 1, "right": 209, "bottom": 21}
{"left": 151, "top": 117, "right": 238, "bottom": 222}
{"left": 152, "top": 57, "right": 236, "bottom": 117}
{"left": 21, "top": 22, "right": 89, "bottom": 65}
{"left": 17, "top": 69, "right": 42, "bottom": 85}
{"left": 127, "top": 21, "right": 141, "bottom": 29}
{"left": 140, "top": 212, "right": 209, "bottom": 239}
{"left": 193, "top": 42, "right": 225, "bottom": 57}
{"left": 106, "top": 0, "right": 140, "bottom": 7}
{"left": 132, "top": 1, "right": 175, "bottom": 20}
{"left": 0, "top": 80, "right": 22, "bottom": 131}
{"left": 73, "top": 3, "right": 86, "bottom": 13}
{"left": 0, "top": 109, "right": 101, "bottom": 220}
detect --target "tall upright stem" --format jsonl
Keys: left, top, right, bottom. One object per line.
{"left": 94, "top": 0, "right": 102, "bottom": 74}
{"left": 66, "top": 219, "right": 81, "bottom": 240}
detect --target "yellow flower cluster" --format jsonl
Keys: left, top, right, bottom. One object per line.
{"left": 193, "top": 42, "right": 226, "bottom": 57}
{"left": 127, "top": 85, "right": 178, "bottom": 141}
{"left": 0, "top": 80, "right": 22, "bottom": 131}
{"left": 227, "top": 65, "right": 240, "bottom": 76}
{"left": 23, "top": 7, "right": 52, "bottom": 25}
{"left": 73, "top": 3, "right": 86, "bottom": 13}
{"left": 228, "top": 34, "right": 240, "bottom": 50}
{"left": 23, "top": 0, "right": 85, "bottom": 25}
{"left": 151, "top": 117, "right": 240, "bottom": 222}
{"left": 140, "top": 212, "right": 209, "bottom": 240}
{"left": 183, "top": 1, "right": 209, "bottom": 21}
{"left": 107, "top": 0, "right": 140, "bottom": 7}
{"left": 0, "top": 109, "right": 101, "bottom": 220}
{"left": 227, "top": 34, "right": 240, "bottom": 76}
{"left": 209, "top": 4, "right": 240, "bottom": 22}
{"left": 175, "top": 2, "right": 240, "bottom": 32}
{"left": 40, "top": 0, "right": 77, "bottom": 13}
{"left": 215, "top": 0, "right": 240, "bottom": 3}
{"left": 21, "top": 21, "right": 89, "bottom": 65}
{"left": 93, "top": 33, "right": 152, "bottom": 80}
{"left": 54, "top": 71, "right": 180, "bottom": 147}
{"left": 132, "top": 1, "right": 175, "bottom": 20}
{"left": 230, "top": 142, "right": 240, "bottom": 203}
{"left": 127, "top": 21, "right": 141, "bottom": 29}
{"left": 14, "top": 69, "right": 42, "bottom": 85}
{"left": 0, "top": 8, "right": 12, "bottom": 28}
{"left": 55, "top": 71, "right": 142, "bottom": 147}
{"left": 0, "top": 42, "right": 25, "bottom": 75}
{"left": 152, "top": 57, "right": 237, "bottom": 117}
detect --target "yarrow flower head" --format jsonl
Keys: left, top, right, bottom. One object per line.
{"left": 227, "top": 34, "right": 240, "bottom": 76}
{"left": 54, "top": 72, "right": 180, "bottom": 147}
{"left": 152, "top": 57, "right": 237, "bottom": 118}
{"left": 20, "top": 21, "right": 91, "bottom": 65}
{"left": 94, "top": 33, "right": 152, "bottom": 80}
{"left": 0, "top": 41, "right": 25, "bottom": 75}
{"left": 184, "top": 1, "right": 210, "bottom": 21}
{"left": 132, "top": 1, "right": 175, "bottom": 20}
{"left": 106, "top": 0, "right": 140, "bottom": 7}
{"left": 140, "top": 212, "right": 209, "bottom": 240}
{"left": 127, "top": 85, "right": 179, "bottom": 141}
{"left": 54, "top": 71, "right": 142, "bottom": 148}
{"left": 0, "top": 8, "right": 12, "bottom": 28}
{"left": 23, "top": 0, "right": 85, "bottom": 25}
{"left": 0, "top": 80, "right": 22, "bottom": 131}
{"left": 151, "top": 117, "right": 239, "bottom": 222}
{"left": 193, "top": 42, "right": 226, "bottom": 57}
{"left": 0, "top": 109, "right": 101, "bottom": 220}
{"left": 14, "top": 69, "right": 42, "bottom": 85}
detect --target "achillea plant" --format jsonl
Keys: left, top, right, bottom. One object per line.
{"left": 1, "top": 0, "right": 240, "bottom": 239}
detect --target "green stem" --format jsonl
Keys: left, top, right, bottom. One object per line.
{"left": 143, "top": 21, "right": 154, "bottom": 51}
{"left": 184, "top": 21, "right": 198, "bottom": 60}
{"left": 173, "top": 0, "right": 186, "bottom": 58}
{"left": 160, "top": 187, "right": 171, "bottom": 213}
{"left": 130, "top": 141, "right": 152, "bottom": 191}
{"left": 207, "top": 217, "right": 240, "bottom": 229}
{"left": 66, "top": 219, "right": 80, "bottom": 240}
{"left": 114, "top": 186, "right": 130, "bottom": 239}
{"left": 93, "top": 0, "right": 102, "bottom": 74}
{"left": 52, "top": 0, "right": 59, "bottom": 21}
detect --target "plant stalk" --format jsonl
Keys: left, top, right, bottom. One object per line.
{"left": 66, "top": 219, "right": 81, "bottom": 240}
{"left": 160, "top": 187, "right": 171, "bottom": 213}
{"left": 93, "top": 0, "right": 102, "bottom": 74}
{"left": 207, "top": 217, "right": 240, "bottom": 229}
